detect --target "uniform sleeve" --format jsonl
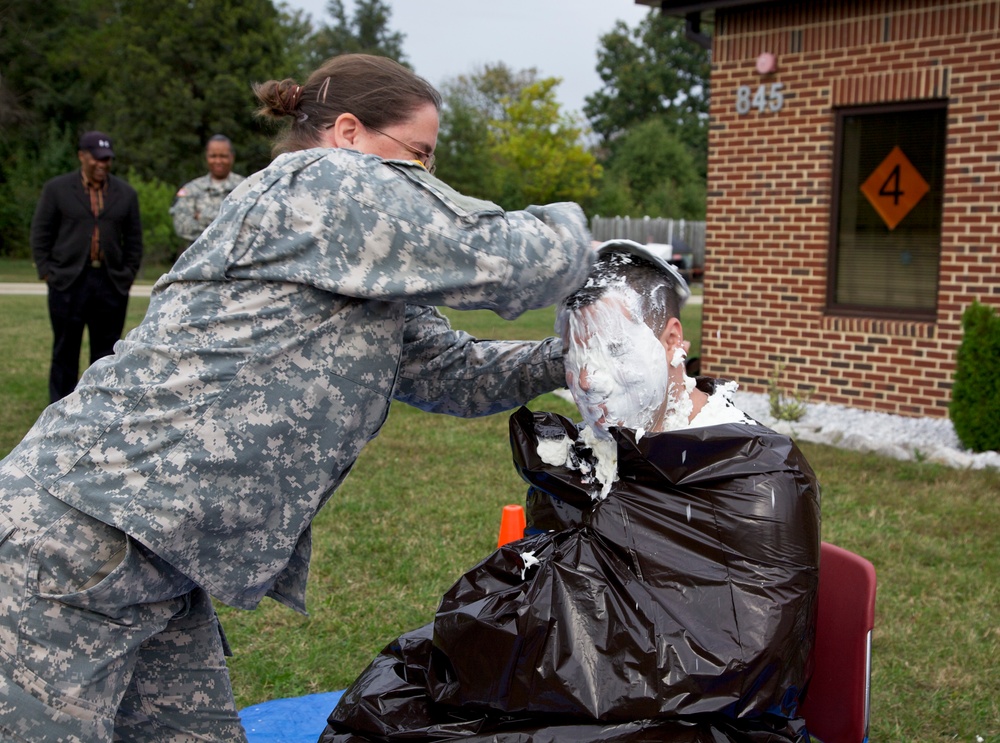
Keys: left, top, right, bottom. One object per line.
{"left": 170, "top": 180, "right": 203, "bottom": 242}
{"left": 224, "top": 154, "right": 595, "bottom": 321}
{"left": 393, "top": 305, "right": 566, "bottom": 417}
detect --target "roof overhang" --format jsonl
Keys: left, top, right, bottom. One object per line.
{"left": 635, "top": 0, "right": 781, "bottom": 14}
{"left": 634, "top": 1, "right": 784, "bottom": 49}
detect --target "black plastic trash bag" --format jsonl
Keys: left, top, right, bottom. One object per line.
{"left": 321, "top": 404, "right": 821, "bottom": 742}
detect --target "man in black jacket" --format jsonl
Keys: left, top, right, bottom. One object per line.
{"left": 31, "top": 131, "right": 143, "bottom": 402}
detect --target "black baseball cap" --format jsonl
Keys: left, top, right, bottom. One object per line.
{"left": 78, "top": 131, "right": 115, "bottom": 159}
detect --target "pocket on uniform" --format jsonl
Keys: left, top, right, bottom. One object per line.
{"left": 32, "top": 510, "right": 137, "bottom": 622}
{"left": 0, "top": 511, "right": 15, "bottom": 547}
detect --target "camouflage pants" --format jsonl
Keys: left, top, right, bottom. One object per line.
{"left": 0, "top": 465, "right": 247, "bottom": 742}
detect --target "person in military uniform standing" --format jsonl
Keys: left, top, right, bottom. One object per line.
{"left": 0, "top": 54, "right": 595, "bottom": 742}
{"left": 30, "top": 130, "right": 144, "bottom": 403}
{"left": 169, "top": 134, "right": 245, "bottom": 249}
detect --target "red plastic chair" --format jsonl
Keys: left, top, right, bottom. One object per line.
{"left": 800, "top": 542, "right": 877, "bottom": 743}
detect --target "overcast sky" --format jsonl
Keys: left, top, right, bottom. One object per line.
{"left": 282, "top": 0, "right": 652, "bottom": 116}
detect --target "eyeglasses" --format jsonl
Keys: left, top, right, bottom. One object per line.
{"left": 367, "top": 125, "right": 436, "bottom": 174}
{"left": 323, "top": 118, "right": 437, "bottom": 174}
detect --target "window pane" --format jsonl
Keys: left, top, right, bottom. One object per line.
{"left": 832, "top": 104, "right": 945, "bottom": 314}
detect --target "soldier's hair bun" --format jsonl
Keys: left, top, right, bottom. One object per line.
{"left": 255, "top": 54, "right": 441, "bottom": 157}
{"left": 254, "top": 79, "right": 304, "bottom": 120}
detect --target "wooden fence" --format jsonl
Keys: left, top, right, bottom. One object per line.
{"left": 589, "top": 216, "right": 706, "bottom": 268}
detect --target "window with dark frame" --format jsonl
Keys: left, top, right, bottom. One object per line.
{"left": 828, "top": 101, "right": 947, "bottom": 320}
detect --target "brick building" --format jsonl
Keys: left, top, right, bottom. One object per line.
{"left": 638, "top": 0, "right": 1000, "bottom": 418}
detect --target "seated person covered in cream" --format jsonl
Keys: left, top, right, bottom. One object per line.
{"left": 321, "top": 241, "right": 822, "bottom": 743}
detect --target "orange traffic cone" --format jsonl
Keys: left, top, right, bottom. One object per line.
{"left": 497, "top": 504, "right": 526, "bottom": 547}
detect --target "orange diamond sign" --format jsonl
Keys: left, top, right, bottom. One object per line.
{"left": 860, "top": 145, "right": 930, "bottom": 230}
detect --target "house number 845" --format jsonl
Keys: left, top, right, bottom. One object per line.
{"left": 736, "top": 83, "right": 785, "bottom": 115}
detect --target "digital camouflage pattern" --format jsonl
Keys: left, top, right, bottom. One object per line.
{"left": 169, "top": 171, "right": 246, "bottom": 243}
{"left": 0, "top": 462, "right": 246, "bottom": 741}
{"left": 4, "top": 147, "right": 594, "bottom": 616}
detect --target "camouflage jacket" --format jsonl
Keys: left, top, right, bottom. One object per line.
{"left": 7, "top": 148, "right": 594, "bottom": 614}
{"left": 170, "top": 171, "right": 246, "bottom": 243}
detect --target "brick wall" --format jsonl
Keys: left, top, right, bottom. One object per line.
{"left": 703, "top": 0, "right": 1000, "bottom": 417}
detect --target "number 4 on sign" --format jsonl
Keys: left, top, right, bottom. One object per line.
{"left": 879, "top": 165, "right": 903, "bottom": 205}
{"left": 859, "top": 146, "right": 930, "bottom": 230}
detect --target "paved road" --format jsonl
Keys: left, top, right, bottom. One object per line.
{"left": 0, "top": 282, "right": 702, "bottom": 304}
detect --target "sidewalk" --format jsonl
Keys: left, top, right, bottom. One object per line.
{"left": 0, "top": 282, "right": 153, "bottom": 297}
{"left": 0, "top": 282, "right": 702, "bottom": 303}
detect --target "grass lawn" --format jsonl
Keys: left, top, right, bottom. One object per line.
{"left": 0, "top": 256, "right": 170, "bottom": 285}
{"left": 0, "top": 263, "right": 996, "bottom": 740}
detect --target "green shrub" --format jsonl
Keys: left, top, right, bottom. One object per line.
{"left": 0, "top": 125, "right": 78, "bottom": 258}
{"left": 768, "top": 362, "right": 811, "bottom": 422}
{"left": 123, "top": 170, "right": 184, "bottom": 277}
{"left": 949, "top": 300, "right": 1000, "bottom": 452}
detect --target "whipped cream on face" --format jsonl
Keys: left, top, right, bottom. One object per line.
{"left": 562, "top": 285, "right": 670, "bottom": 440}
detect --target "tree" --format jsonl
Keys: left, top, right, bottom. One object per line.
{"left": 592, "top": 118, "right": 704, "bottom": 220}
{"left": 585, "top": 12, "right": 710, "bottom": 175}
{"left": 434, "top": 88, "right": 493, "bottom": 200}
{"left": 435, "top": 64, "right": 601, "bottom": 210}
{"left": 435, "top": 64, "right": 540, "bottom": 200}
{"left": 0, "top": 0, "right": 107, "bottom": 255}
{"left": 305, "top": 0, "right": 406, "bottom": 67}
{"left": 0, "top": 0, "right": 308, "bottom": 256}
{"left": 0, "top": 73, "right": 27, "bottom": 128}
{"left": 489, "top": 79, "right": 601, "bottom": 210}
{"left": 92, "top": 0, "right": 297, "bottom": 186}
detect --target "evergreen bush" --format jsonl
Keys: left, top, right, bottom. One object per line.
{"left": 124, "top": 170, "right": 184, "bottom": 276}
{"left": 0, "top": 125, "right": 78, "bottom": 258}
{"left": 949, "top": 300, "right": 1000, "bottom": 453}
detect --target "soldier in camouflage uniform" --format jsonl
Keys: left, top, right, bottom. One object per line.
{"left": 169, "top": 134, "right": 245, "bottom": 249}
{"left": 0, "top": 54, "right": 594, "bottom": 742}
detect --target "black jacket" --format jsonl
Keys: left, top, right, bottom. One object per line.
{"left": 31, "top": 171, "right": 143, "bottom": 295}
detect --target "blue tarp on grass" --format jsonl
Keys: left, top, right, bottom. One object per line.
{"left": 241, "top": 691, "right": 344, "bottom": 743}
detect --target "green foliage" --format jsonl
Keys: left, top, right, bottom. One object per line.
{"left": 586, "top": 172, "right": 635, "bottom": 219}
{"left": 585, "top": 12, "right": 710, "bottom": 175}
{"left": 0, "top": 0, "right": 106, "bottom": 255}
{"left": 434, "top": 95, "right": 493, "bottom": 199}
{"left": 0, "top": 0, "right": 309, "bottom": 256}
{"left": 443, "top": 64, "right": 539, "bottom": 125}
{"left": 305, "top": 0, "right": 407, "bottom": 68}
{"left": 768, "top": 363, "right": 811, "bottom": 422}
{"left": 0, "top": 0, "right": 106, "bottom": 138}
{"left": 435, "top": 64, "right": 541, "bottom": 199}
{"left": 949, "top": 301, "right": 1000, "bottom": 452}
{"left": 434, "top": 71, "right": 499, "bottom": 200}
{"left": 0, "top": 124, "right": 79, "bottom": 257}
{"left": 590, "top": 118, "right": 705, "bottom": 219}
{"left": 435, "top": 65, "right": 601, "bottom": 210}
{"left": 91, "top": 0, "right": 295, "bottom": 186}
{"left": 123, "top": 170, "right": 185, "bottom": 271}
{"left": 582, "top": 12, "right": 710, "bottom": 220}
{"left": 489, "top": 80, "right": 601, "bottom": 210}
